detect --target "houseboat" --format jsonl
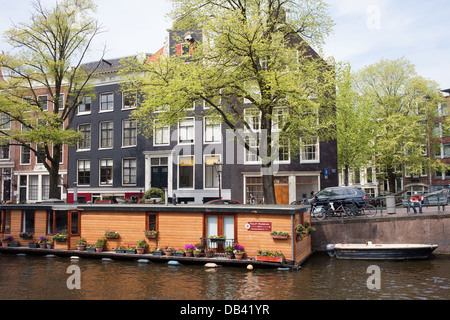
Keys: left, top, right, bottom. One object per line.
{"left": 0, "top": 202, "right": 313, "bottom": 269}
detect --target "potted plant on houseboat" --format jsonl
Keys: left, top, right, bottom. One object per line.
{"left": 76, "top": 238, "right": 87, "bottom": 251}
{"left": 204, "top": 247, "right": 214, "bottom": 258}
{"left": 208, "top": 235, "right": 226, "bottom": 243}
{"left": 104, "top": 230, "right": 120, "bottom": 239}
{"left": 174, "top": 248, "right": 185, "bottom": 257}
{"left": 86, "top": 244, "right": 96, "bottom": 252}
{"left": 95, "top": 238, "right": 106, "bottom": 252}
{"left": 52, "top": 233, "right": 67, "bottom": 242}
{"left": 1, "top": 235, "right": 13, "bottom": 247}
{"left": 114, "top": 245, "right": 126, "bottom": 253}
{"left": 19, "top": 232, "right": 33, "bottom": 239}
{"left": 295, "top": 222, "right": 316, "bottom": 241}
{"left": 233, "top": 245, "right": 245, "bottom": 260}
{"left": 224, "top": 245, "right": 234, "bottom": 259}
{"left": 136, "top": 239, "right": 148, "bottom": 254}
{"left": 38, "top": 237, "right": 48, "bottom": 249}
{"left": 256, "top": 250, "right": 285, "bottom": 263}
{"left": 28, "top": 240, "right": 39, "bottom": 248}
{"left": 184, "top": 244, "right": 195, "bottom": 257}
{"left": 194, "top": 243, "right": 204, "bottom": 257}
{"left": 46, "top": 240, "right": 53, "bottom": 249}
{"left": 150, "top": 247, "right": 163, "bottom": 256}
{"left": 271, "top": 231, "right": 289, "bottom": 240}
{"left": 125, "top": 245, "right": 136, "bottom": 254}
{"left": 164, "top": 246, "right": 174, "bottom": 256}
{"left": 144, "top": 230, "right": 158, "bottom": 239}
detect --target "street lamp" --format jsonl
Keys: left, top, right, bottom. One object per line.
{"left": 214, "top": 161, "right": 223, "bottom": 200}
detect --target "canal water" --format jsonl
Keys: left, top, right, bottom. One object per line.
{"left": 0, "top": 252, "right": 448, "bottom": 301}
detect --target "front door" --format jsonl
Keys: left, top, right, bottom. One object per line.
{"left": 151, "top": 166, "right": 168, "bottom": 189}
{"left": 205, "top": 215, "right": 235, "bottom": 251}
{"left": 274, "top": 177, "right": 290, "bottom": 205}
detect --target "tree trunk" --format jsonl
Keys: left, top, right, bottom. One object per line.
{"left": 261, "top": 163, "right": 276, "bottom": 205}
{"left": 48, "top": 144, "right": 62, "bottom": 199}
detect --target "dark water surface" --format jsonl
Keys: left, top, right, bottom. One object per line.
{"left": 0, "top": 252, "right": 448, "bottom": 300}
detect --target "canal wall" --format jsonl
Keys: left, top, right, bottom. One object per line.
{"left": 311, "top": 212, "right": 450, "bottom": 255}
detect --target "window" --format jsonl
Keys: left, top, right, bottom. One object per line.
{"left": 154, "top": 121, "right": 170, "bottom": 146}
{"left": 78, "top": 96, "right": 91, "bottom": 114}
{"left": 179, "top": 118, "right": 194, "bottom": 144}
{"left": 295, "top": 176, "right": 319, "bottom": 202}
{"left": 21, "top": 145, "right": 31, "bottom": 165}
{"left": 275, "top": 136, "right": 290, "bottom": 162}
{"left": 47, "top": 211, "right": 68, "bottom": 235}
{"left": 204, "top": 117, "right": 221, "bottom": 143}
{"left": 123, "top": 91, "right": 137, "bottom": 109}
{"left": 0, "top": 210, "right": 11, "bottom": 233}
{"left": 147, "top": 213, "right": 157, "bottom": 231}
{"left": 272, "top": 107, "right": 287, "bottom": 131}
{"left": 36, "top": 144, "right": 46, "bottom": 164}
{"left": 0, "top": 115, "right": 10, "bottom": 130}
{"left": 0, "top": 141, "right": 9, "bottom": 160}
{"left": 179, "top": 156, "right": 194, "bottom": 188}
{"left": 99, "top": 159, "right": 113, "bottom": 185}
{"left": 245, "top": 137, "right": 259, "bottom": 163}
{"left": 58, "top": 93, "right": 65, "bottom": 110}
{"left": 122, "top": 119, "right": 137, "bottom": 147}
{"left": 204, "top": 155, "right": 220, "bottom": 188}
{"left": 71, "top": 211, "right": 80, "bottom": 235}
{"left": 77, "top": 160, "right": 90, "bottom": 185}
{"left": 99, "top": 121, "right": 113, "bottom": 149}
{"left": 28, "top": 176, "right": 39, "bottom": 200}
{"left": 100, "top": 93, "right": 114, "bottom": 111}
{"left": 245, "top": 177, "right": 264, "bottom": 204}
{"left": 77, "top": 124, "right": 91, "bottom": 151}
{"left": 38, "top": 95, "right": 48, "bottom": 111}
{"left": 244, "top": 108, "right": 261, "bottom": 131}
{"left": 300, "top": 137, "right": 319, "bottom": 163}
{"left": 42, "top": 176, "right": 50, "bottom": 200}
{"left": 176, "top": 42, "right": 194, "bottom": 56}
{"left": 122, "top": 158, "right": 137, "bottom": 185}
{"left": 22, "top": 210, "right": 35, "bottom": 233}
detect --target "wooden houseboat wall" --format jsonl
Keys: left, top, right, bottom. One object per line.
{"left": 0, "top": 204, "right": 311, "bottom": 265}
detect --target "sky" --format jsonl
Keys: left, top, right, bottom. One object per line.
{"left": 0, "top": 0, "right": 449, "bottom": 89}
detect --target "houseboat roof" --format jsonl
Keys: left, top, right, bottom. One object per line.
{"left": 0, "top": 203, "right": 309, "bottom": 215}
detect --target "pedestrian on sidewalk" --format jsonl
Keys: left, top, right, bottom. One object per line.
{"left": 410, "top": 191, "right": 423, "bottom": 214}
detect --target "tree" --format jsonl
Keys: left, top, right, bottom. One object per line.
{"left": 0, "top": 0, "right": 104, "bottom": 200}
{"left": 354, "top": 57, "right": 446, "bottom": 193}
{"left": 336, "top": 62, "right": 374, "bottom": 186}
{"left": 126, "top": 0, "right": 335, "bottom": 204}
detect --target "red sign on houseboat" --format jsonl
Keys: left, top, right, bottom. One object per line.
{"left": 245, "top": 222, "right": 272, "bottom": 231}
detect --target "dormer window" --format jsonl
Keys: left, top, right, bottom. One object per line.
{"left": 176, "top": 42, "right": 194, "bottom": 56}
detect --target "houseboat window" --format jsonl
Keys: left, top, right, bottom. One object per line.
{"left": 206, "top": 215, "right": 235, "bottom": 249}
{"left": 147, "top": 214, "right": 157, "bottom": 231}
{"left": 47, "top": 211, "right": 68, "bottom": 235}
{"left": 2, "top": 211, "right": 11, "bottom": 233}
{"left": 71, "top": 212, "right": 80, "bottom": 235}
{"left": 22, "top": 210, "right": 35, "bottom": 233}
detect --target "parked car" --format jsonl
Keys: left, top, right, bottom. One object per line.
{"left": 310, "top": 186, "right": 367, "bottom": 208}
{"left": 205, "top": 199, "right": 243, "bottom": 205}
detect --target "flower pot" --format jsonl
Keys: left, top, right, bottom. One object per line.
{"left": 46, "top": 243, "right": 52, "bottom": 249}
{"left": 271, "top": 234, "right": 289, "bottom": 240}
{"left": 136, "top": 248, "right": 145, "bottom": 254}
{"left": 234, "top": 252, "right": 244, "bottom": 260}
{"left": 2, "top": 242, "right": 8, "bottom": 248}
{"left": 115, "top": 249, "right": 126, "bottom": 253}
{"left": 256, "top": 255, "right": 284, "bottom": 263}
{"left": 185, "top": 251, "right": 193, "bottom": 257}
{"left": 151, "top": 251, "right": 163, "bottom": 256}
{"left": 95, "top": 246, "right": 103, "bottom": 253}
{"left": 193, "top": 250, "right": 202, "bottom": 257}
{"left": 77, "top": 245, "right": 86, "bottom": 251}
{"left": 86, "top": 247, "right": 96, "bottom": 252}
{"left": 39, "top": 243, "right": 46, "bottom": 249}
{"left": 29, "top": 243, "right": 39, "bottom": 248}
{"left": 174, "top": 252, "right": 184, "bottom": 257}
{"left": 226, "top": 253, "right": 233, "bottom": 259}
{"left": 105, "top": 235, "right": 119, "bottom": 239}
{"left": 164, "top": 250, "right": 173, "bottom": 256}
{"left": 145, "top": 234, "right": 157, "bottom": 239}
{"left": 126, "top": 250, "right": 136, "bottom": 254}
{"left": 205, "top": 251, "right": 213, "bottom": 258}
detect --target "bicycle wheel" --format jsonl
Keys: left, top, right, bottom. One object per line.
{"left": 363, "top": 204, "right": 377, "bottom": 217}
{"left": 313, "top": 207, "right": 326, "bottom": 220}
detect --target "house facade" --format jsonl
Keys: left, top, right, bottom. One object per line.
{"left": 66, "top": 27, "right": 338, "bottom": 205}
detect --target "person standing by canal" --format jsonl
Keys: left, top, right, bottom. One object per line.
{"left": 410, "top": 191, "right": 423, "bottom": 214}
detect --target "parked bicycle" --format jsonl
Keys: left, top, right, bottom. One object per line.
{"left": 311, "top": 201, "right": 350, "bottom": 220}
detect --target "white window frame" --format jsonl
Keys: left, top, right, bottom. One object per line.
{"left": 178, "top": 155, "right": 195, "bottom": 189}
{"left": 78, "top": 96, "right": 92, "bottom": 115}
{"left": 204, "top": 117, "right": 221, "bottom": 144}
{"left": 122, "top": 119, "right": 137, "bottom": 148}
{"left": 100, "top": 92, "right": 114, "bottom": 112}
{"left": 154, "top": 120, "right": 170, "bottom": 146}
{"left": 204, "top": 154, "right": 221, "bottom": 189}
{"left": 300, "top": 137, "right": 320, "bottom": 163}
{"left": 77, "top": 123, "right": 91, "bottom": 151}
{"left": 122, "top": 158, "right": 137, "bottom": 186}
{"left": 178, "top": 118, "right": 195, "bottom": 144}
{"left": 99, "top": 121, "right": 114, "bottom": 150}
{"left": 99, "top": 158, "right": 114, "bottom": 186}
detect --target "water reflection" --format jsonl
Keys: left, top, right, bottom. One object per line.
{"left": 0, "top": 253, "right": 448, "bottom": 300}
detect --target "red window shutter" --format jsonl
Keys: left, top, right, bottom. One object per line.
{"left": 176, "top": 44, "right": 181, "bottom": 56}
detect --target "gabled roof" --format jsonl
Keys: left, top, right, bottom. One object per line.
{"left": 147, "top": 47, "right": 165, "bottom": 63}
